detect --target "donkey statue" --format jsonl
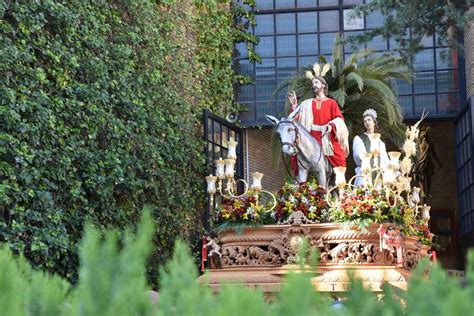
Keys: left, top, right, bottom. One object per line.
{"left": 266, "top": 108, "right": 332, "bottom": 189}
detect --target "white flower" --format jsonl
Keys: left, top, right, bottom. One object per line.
{"left": 403, "top": 140, "right": 417, "bottom": 157}
{"left": 289, "top": 195, "right": 296, "bottom": 203}
{"left": 400, "top": 157, "right": 412, "bottom": 175}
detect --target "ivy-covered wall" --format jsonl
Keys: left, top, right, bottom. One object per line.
{"left": 0, "top": 0, "right": 237, "bottom": 285}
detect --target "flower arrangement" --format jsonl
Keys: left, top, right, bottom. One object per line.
{"left": 215, "top": 190, "right": 272, "bottom": 225}
{"left": 272, "top": 180, "right": 329, "bottom": 223}
{"left": 329, "top": 187, "right": 403, "bottom": 230}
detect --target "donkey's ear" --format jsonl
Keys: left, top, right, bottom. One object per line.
{"left": 287, "top": 105, "right": 301, "bottom": 121}
{"left": 265, "top": 115, "right": 279, "bottom": 126}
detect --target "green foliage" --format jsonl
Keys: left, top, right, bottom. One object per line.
{"left": 348, "top": 0, "right": 473, "bottom": 60}
{"left": 0, "top": 0, "right": 238, "bottom": 287}
{"left": 1, "top": 215, "right": 474, "bottom": 314}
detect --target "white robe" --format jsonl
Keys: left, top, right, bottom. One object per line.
{"left": 353, "top": 134, "right": 389, "bottom": 186}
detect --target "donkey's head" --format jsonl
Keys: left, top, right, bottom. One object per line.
{"left": 266, "top": 116, "right": 300, "bottom": 157}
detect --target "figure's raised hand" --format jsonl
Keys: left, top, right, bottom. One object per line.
{"left": 288, "top": 91, "right": 297, "bottom": 108}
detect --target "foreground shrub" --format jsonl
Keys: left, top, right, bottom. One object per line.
{"left": 1, "top": 213, "right": 474, "bottom": 315}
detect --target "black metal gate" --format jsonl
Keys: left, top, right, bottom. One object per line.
{"left": 203, "top": 110, "right": 243, "bottom": 231}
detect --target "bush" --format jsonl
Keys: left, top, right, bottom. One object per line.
{"left": 0, "top": 0, "right": 237, "bottom": 286}
{"left": 1, "top": 211, "right": 473, "bottom": 315}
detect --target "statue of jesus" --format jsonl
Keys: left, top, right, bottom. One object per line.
{"left": 288, "top": 76, "right": 349, "bottom": 172}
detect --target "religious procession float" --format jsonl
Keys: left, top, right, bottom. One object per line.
{"left": 201, "top": 62, "right": 435, "bottom": 295}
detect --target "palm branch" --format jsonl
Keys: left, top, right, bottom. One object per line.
{"left": 274, "top": 34, "right": 412, "bottom": 146}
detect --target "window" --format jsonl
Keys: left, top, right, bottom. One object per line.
{"left": 235, "top": 1, "right": 463, "bottom": 126}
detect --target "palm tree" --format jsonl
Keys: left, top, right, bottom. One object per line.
{"left": 275, "top": 35, "right": 412, "bottom": 145}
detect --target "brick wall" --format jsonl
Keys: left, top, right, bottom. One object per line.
{"left": 243, "top": 128, "right": 286, "bottom": 192}
{"left": 244, "top": 121, "right": 460, "bottom": 268}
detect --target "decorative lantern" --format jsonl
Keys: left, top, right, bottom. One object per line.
{"left": 224, "top": 158, "right": 236, "bottom": 178}
{"left": 215, "top": 158, "right": 225, "bottom": 180}
{"left": 421, "top": 204, "right": 431, "bottom": 220}
{"left": 205, "top": 175, "right": 217, "bottom": 195}
{"left": 334, "top": 167, "right": 347, "bottom": 187}
{"left": 388, "top": 151, "right": 401, "bottom": 170}
{"left": 251, "top": 172, "right": 264, "bottom": 191}
{"left": 227, "top": 137, "right": 238, "bottom": 160}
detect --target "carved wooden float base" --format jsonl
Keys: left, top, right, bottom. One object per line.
{"left": 200, "top": 217, "right": 430, "bottom": 293}
{"left": 201, "top": 265, "right": 411, "bottom": 294}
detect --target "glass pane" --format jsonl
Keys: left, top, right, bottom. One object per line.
{"left": 414, "top": 72, "right": 435, "bottom": 93}
{"left": 438, "top": 93, "right": 460, "bottom": 115}
{"left": 256, "top": 0, "right": 273, "bottom": 10}
{"left": 212, "top": 146, "right": 223, "bottom": 160}
{"left": 237, "top": 84, "right": 255, "bottom": 102}
{"left": 276, "top": 13, "right": 296, "bottom": 34}
{"left": 256, "top": 58, "right": 275, "bottom": 79}
{"left": 235, "top": 43, "right": 248, "bottom": 59}
{"left": 297, "top": 0, "right": 317, "bottom": 8}
{"left": 436, "top": 48, "right": 459, "bottom": 69}
{"left": 207, "top": 143, "right": 213, "bottom": 164}
{"left": 298, "top": 12, "right": 318, "bottom": 33}
{"left": 213, "top": 121, "right": 221, "bottom": 145}
{"left": 398, "top": 96, "right": 413, "bottom": 117}
{"left": 320, "top": 32, "right": 336, "bottom": 54}
{"left": 207, "top": 118, "right": 212, "bottom": 141}
{"left": 256, "top": 80, "right": 276, "bottom": 101}
{"left": 277, "top": 57, "right": 297, "bottom": 78}
{"left": 367, "top": 35, "right": 387, "bottom": 51}
{"left": 344, "top": 0, "right": 363, "bottom": 4}
{"left": 343, "top": 9, "right": 364, "bottom": 31}
{"left": 420, "top": 34, "right": 434, "bottom": 48}
{"left": 319, "top": 0, "right": 338, "bottom": 6}
{"left": 256, "top": 101, "right": 277, "bottom": 121}
{"left": 319, "top": 11, "right": 340, "bottom": 32}
{"left": 222, "top": 126, "right": 229, "bottom": 146}
{"left": 255, "top": 15, "right": 274, "bottom": 36}
{"left": 276, "top": 35, "right": 297, "bottom": 56}
{"left": 413, "top": 49, "right": 435, "bottom": 71}
{"left": 275, "top": 0, "right": 295, "bottom": 9}
{"left": 437, "top": 70, "right": 459, "bottom": 92}
{"left": 256, "top": 36, "right": 275, "bottom": 58}
{"left": 298, "top": 55, "right": 318, "bottom": 67}
{"left": 234, "top": 59, "right": 253, "bottom": 78}
{"left": 394, "top": 79, "right": 412, "bottom": 95}
{"left": 298, "top": 34, "right": 318, "bottom": 55}
{"left": 414, "top": 94, "right": 436, "bottom": 116}
{"left": 344, "top": 31, "right": 364, "bottom": 53}
{"left": 366, "top": 10, "right": 383, "bottom": 28}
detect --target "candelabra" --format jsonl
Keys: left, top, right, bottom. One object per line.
{"left": 326, "top": 143, "right": 430, "bottom": 223}
{"left": 205, "top": 137, "right": 277, "bottom": 215}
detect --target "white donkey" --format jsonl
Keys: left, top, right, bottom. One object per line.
{"left": 266, "top": 108, "right": 331, "bottom": 189}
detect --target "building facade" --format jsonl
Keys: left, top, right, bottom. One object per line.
{"left": 228, "top": 1, "right": 474, "bottom": 269}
